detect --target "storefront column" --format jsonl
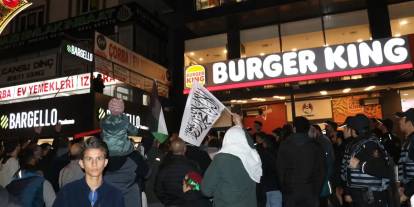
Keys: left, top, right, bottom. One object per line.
{"left": 367, "top": 0, "right": 392, "bottom": 39}
{"left": 167, "top": 0, "right": 187, "bottom": 133}
{"left": 227, "top": 16, "right": 241, "bottom": 59}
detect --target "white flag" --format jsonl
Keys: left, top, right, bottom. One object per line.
{"left": 179, "top": 81, "right": 226, "bottom": 146}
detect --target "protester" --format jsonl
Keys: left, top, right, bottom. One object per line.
{"left": 53, "top": 137, "right": 125, "bottom": 207}
{"left": 101, "top": 97, "right": 142, "bottom": 207}
{"left": 181, "top": 171, "right": 211, "bottom": 207}
{"left": 59, "top": 142, "right": 84, "bottom": 188}
{"left": 0, "top": 185, "right": 21, "bottom": 207}
{"left": 92, "top": 74, "right": 105, "bottom": 93}
{"left": 202, "top": 114, "right": 262, "bottom": 207}
{"left": 185, "top": 144, "right": 211, "bottom": 175}
{"left": 341, "top": 114, "right": 394, "bottom": 207}
{"left": 0, "top": 141, "right": 20, "bottom": 187}
{"left": 256, "top": 133, "right": 281, "bottom": 207}
{"left": 7, "top": 148, "right": 56, "bottom": 207}
{"left": 154, "top": 139, "right": 199, "bottom": 206}
{"left": 309, "top": 124, "right": 335, "bottom": 207}
{"left": 277, "top": 116, "right": 325, "bottom": 207}
{"left": 46, "top": 136, "right": 71, "bottom": 191}
{"left": 377, "top": 118, "right": 401, "bottom": 164}
{"left": 397, "top": 108, "right": 414, "bottom": 205}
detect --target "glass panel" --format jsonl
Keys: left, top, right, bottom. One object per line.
{"left": 195, "top": 0, "right": 247, "bottom": 10}
{"left": 281, "top": 18, "right": 324, "bottom": 51}
{"left": 184, "top": 34, "right": 227, "bottom": 66}
{"left": 240, "top": 25, "right": 280, "bottom": 58}
{"left": 389, "top": 1, "right": 414, "bottom": 37}
{"left": 324, "top": 10, "right": 371, "bottom": 45}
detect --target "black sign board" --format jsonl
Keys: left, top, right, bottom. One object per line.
{"left": 184, "top": 37, "right": 413, "bottom": 93}
{"left": 0, "top": 94, "right": 94, "bottom": 140}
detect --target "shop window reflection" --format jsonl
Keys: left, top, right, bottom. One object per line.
{"left": 280, "top": 18, "right": 324, "bottom": 52}
{"left": 324, "top": 10, "right": 371, "bottom": 45}
{"left": 240, "top": 25, "right": 280, "bottom": 58}
{"left": 196, "top": 0, "right": 247, "bottom": 10}
{"left": 184, "top": 34, "right": 227, "bottom": 67}
{"left": 389, "top": 1, "right": 414, "bottom": 37}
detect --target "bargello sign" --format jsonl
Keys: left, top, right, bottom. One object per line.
{"left": 0, "top": 108, "right": 58, "bottom": 129}
{"left": 183, "top": 37, "right": 413, "bottom": 93}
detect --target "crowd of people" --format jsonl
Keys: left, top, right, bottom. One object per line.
{"left": 1, "top": 97, "right": 414, "bottom": 207}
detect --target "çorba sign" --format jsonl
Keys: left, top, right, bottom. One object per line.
{"left": 183, "top": 37, "right": 413, "bottom": 93}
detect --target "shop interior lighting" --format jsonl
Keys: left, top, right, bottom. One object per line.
{"left": 223, "top": 49, "right": 227, "bottom": 54}
{"left": 357, "top": 39, "right": 363, "bottom": 43}
{"left": 320, "top": 91, "right": 328, "bottom": 95}
{"left": 273, "top": 96, "right": 286, "bottom": 100}
{"left": 395, "top": 33, "right": 401, "bottom": 37}
{"left": 364, "top": 86, "right": 376, "bottom": 91}
{"left": 231, "top": 100, "right": 237, "bottom": 103}
{"left": 342, "top": 88, "right": 351, "bottom": 93}
{"left": 291, "top": 48, "right": 297, "bottom": 52}
{"left": 403, "top": 94, "right": 409, "bottom": 96}
{"left": 400, "top": 20, "right": 408, "bottom": 26}
{"left": 189, "top": 52, "right": 195, "bottom": 56}
{"left": 260, "top": 53, "right": 265, "bottom": 56}
{"left": 198, "top": 58, "right": 203, "bottom": 61}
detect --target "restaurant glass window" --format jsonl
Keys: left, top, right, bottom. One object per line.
{"left": 184, "top": 34, "right": 227, "bottom": 67}
{"left": 15, "top": 7, "right": 45, "bottom": 32}
{"left": 389, "top": 1, "right": 414, "bottom": 37}
{"left": 240, "top": 25, "right": 280, "bottom": 58}
{"left": 195, "top": 0, "right": 247, "bottom": 11}
{"left": 324, "top": 10, "right": 371, "bottom": 45}
{"left": 280, "top": 18, "right": 324, "bottom": 52}
{"left": 79, "top": 0, "right": 99, "bottom": 14}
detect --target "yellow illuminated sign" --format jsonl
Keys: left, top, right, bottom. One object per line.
{"left": 0, "top": 0, "right": 32, "bottom": 34}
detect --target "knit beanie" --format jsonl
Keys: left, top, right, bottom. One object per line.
{"left": 184, "top": 171, "right": 203, "bottom": 191}
{"left": 108, "top": 98, "right": 124, "bottom": 116}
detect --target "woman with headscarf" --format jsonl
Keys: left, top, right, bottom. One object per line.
{"left": 201, "top": 114, "right": 262, "bottom": 207}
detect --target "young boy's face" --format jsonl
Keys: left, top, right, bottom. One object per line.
{"left": 79, "top": 148, "right": 108, "bottom": 178}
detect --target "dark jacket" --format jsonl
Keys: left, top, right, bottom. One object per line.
{"left": 185, "top": 145, "right": 212, "bottom": 175}
{"left": 0, "top": 185, "right": 21, "bottom": 207}
{"left": 154, "top": 154, "right": 199, "bottom": 205}
{"left": 6, "top": 171, "right": 45, "bottom": 207}
{"left": 257, "top": 146, "right": 279, "bottom": 192}
{"left": 53, "top": 178, "right": 125, "bottom": 207}
{"left": 401, "top": 132, "right": 414, "bottom": 197}
{"left": 181, "top": 191, "right": 212, "bottom": 207}
{"left": 277, "top": 133, "right": 325, "bottom": 195}
{"left": 201, "top": 153, "right": 257, "bottom": 207}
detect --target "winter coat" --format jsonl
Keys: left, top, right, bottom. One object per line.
{"left": 53, "top": 178, "right": 124, "bottom": 207}
{"left": 101, "top": 114, "right": 139, "bottom": 157}
{"left": 154, "top": 155, "right": 199, "bottom": 206}
{"left": 201, "top": 153, "right": 257, "bottom": 207}
{"left": 276, "top": 133, "right": 325, "bottom": 196}
{"left": 181, "top": 190, "right": 212, "bottom": 207}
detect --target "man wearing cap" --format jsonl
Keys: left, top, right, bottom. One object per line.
{"left": 341, "top": 114, "right": 394, "bottom": 207}
{"left": 396, "top": 108, "right": 414, "bottom": 205}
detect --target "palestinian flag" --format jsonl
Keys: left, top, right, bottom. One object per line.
{"left": 149, "top": 81, "right": 168, "bottom": 143}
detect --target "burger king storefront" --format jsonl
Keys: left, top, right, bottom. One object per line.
{"left": 184, "top": 36, "right": 414, "bottom": 133}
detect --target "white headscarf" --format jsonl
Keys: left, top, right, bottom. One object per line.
{"left": 219, "top": 126, "right": 262, "bottom": 183}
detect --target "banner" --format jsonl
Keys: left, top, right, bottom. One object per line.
{"left": 0, "top": 54, "right": 57, "bottom": 85}
{"left": 94, "top": 32, "right": 168, "bottom": 84}
{"left": 0, "top": 72, "right": 119, "bottom": 101}
{"left": 179, "top": 81, "right": 225, "bottom": 146}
